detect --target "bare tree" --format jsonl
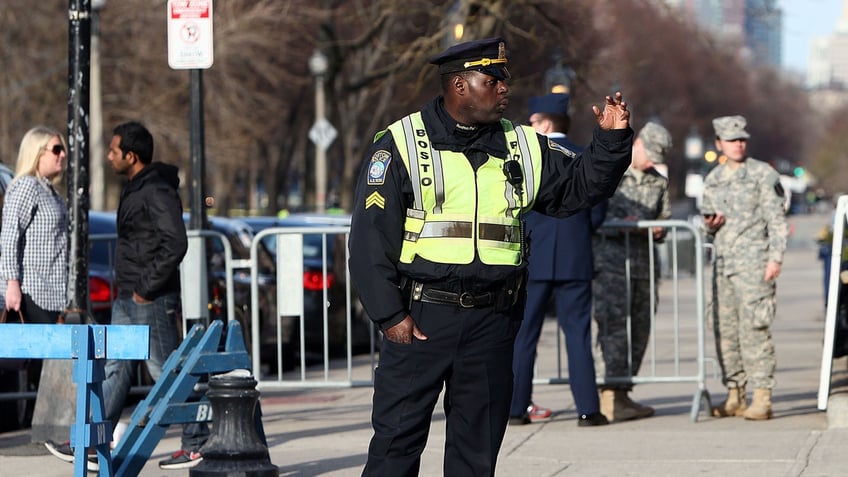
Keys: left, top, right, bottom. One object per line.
{"left": 0, "top": 0, "right": 821, "bottom": 209}
{"left": 0, "top": 2, "right": 68, "bottom": 169}
{"left": 807, "top": 104, "right": 848, "bottom": 196}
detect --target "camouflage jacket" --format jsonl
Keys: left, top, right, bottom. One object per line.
{"left": 594, "top": 167, "right": 670, "bottom": 278}
{"left": 701, "top": 157, "right": 787, "bottom": 274}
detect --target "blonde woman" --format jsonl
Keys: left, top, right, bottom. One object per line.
{"left": 0, "top": 126, "right": 68, "bottom": 323}
{"left": 0, "top": 126, "right": 68, "bottom": 427}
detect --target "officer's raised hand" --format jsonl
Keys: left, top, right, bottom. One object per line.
{"left": 384, "top": 315, "right": 428, "bottom": 344}
{"left": 593, "top": 91, "right": 630, "bottom": 130}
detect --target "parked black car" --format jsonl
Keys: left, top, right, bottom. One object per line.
{"left": 240, "top": 214, "right": 378, "bottom": 361}
{"left": 89, "top": 210, "right": 119, "bottom": 324}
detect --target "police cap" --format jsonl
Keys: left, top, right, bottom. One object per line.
{"left": 429, "top": 37, "right": 510, "bottom": 81}
{"left": 528, "top": 93, "right": 570, "bottom": 117}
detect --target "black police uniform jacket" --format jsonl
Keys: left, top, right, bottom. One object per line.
{"left": 115, "top": 162, "right": 188, "bottom": 301}
{"left": 349, "top": 97, "right": 632, "bottom": 331}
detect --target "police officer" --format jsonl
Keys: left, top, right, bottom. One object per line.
{"left": 702, "top": 115, "right": 787, "bottom": 421}
{"left": 349, "top": 37, "right": 632, "bottom": 476}
{"left": 593, "top": 121, "right": 672, "bottom": 422}
{"left": 510, "top": 93, "right": 609, "bottom": 427}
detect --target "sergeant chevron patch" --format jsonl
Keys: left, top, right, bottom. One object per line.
{"left": 365, "top": 191, "right": 385, "bottom": 210}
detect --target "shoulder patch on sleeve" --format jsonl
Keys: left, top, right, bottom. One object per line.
{"left": 367, "top": 150, "right": 392, "bottom": 186}
{"left": 548, "top": 138, "right": 577, "bottom": 158}
{"left": 774, "top": 180, "right": 785, "bottom": 198}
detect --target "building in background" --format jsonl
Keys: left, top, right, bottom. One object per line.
{"left": 666, "top": 0, "right": 782, "bottom": 68}
{"left": 745, "top": 0, "right": 782, "bottom": 67}
{"left": 807, "top": 0, "right": 848, "bottom": 89}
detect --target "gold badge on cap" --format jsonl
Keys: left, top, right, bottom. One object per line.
{"left": 463, "top": 41, "right": 508, "bottom": 69}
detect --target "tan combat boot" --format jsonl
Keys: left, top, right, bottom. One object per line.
{"left": 712, "top": 386, "right": 747, "bottom": 417}
{"left": 600, "top": 388, "right": 616, "bottom": 421}
{"left": 622, "top": 392, "right": 655, "bottom": 418}
{"left": 743, "top": 388, "right": 773, "bottom": 420}
{"left": 600, "top": 388, "right": 651, "bottom": 422}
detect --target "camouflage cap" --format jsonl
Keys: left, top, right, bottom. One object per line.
{"left": 638, "top": 122, "right": 672, "bottom": 164}
{"left": 712, "top": 115, "right": 750, "bottom": 140}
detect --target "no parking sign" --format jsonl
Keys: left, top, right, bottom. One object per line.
{"left": 167, "top": 0, "right": 214, "bottom": 69}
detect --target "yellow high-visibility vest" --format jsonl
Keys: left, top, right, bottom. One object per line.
{"left": 383, "top": 112, "right": 543, "bottom": 265}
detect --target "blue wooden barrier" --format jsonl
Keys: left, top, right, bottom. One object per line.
{"left": 0, "top": 324, "right": 149, "bottom": 477}
{"left": 110, "top": 320, "right": 256, "bottom": 477}
{"left": 0, "top": 320, "right": 257, "bottom": 477}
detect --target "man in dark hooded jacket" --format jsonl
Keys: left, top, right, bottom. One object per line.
{"left": 106, "top": 121, "right": 209, "bottom": 469}
{"left": 45, "top": 122, "right": 205, "bottom": 470}
{"left": 103, "top": 121, "right": 187, "bottom": 430}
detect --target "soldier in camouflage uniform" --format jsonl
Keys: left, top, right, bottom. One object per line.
{"left": 593, "top": 122, "right": 671, "bottom": 422}
{"left": 702, "top": 115, "right": 787, "bottom": 421}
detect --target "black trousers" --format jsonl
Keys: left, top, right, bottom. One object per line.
{"left": 362, "top": 301, "right": 520, "bottom": 477}
{"left": 19, "top": 294, "right": 62, "bottom": 427}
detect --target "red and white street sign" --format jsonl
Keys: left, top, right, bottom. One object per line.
{"left": 167, "top": 0, "right": 214, "bottom": 70}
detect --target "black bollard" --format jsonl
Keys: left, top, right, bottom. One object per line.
{"left": 190, "top": 371, "right": 277, "bottom": 477}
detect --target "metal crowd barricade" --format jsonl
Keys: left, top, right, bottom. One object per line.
{"left": 248, "top": 225, "right": 377, "bottom": 390}
{"left": 534, "top": 219, "right": 711, "bottom": 421}
{"left": 235, "top": 218, "right": 711, "bottom": 420}
{"left": 184, "top": 228, "right": 238, "bottom": 335}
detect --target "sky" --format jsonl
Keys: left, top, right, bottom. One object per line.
{"left": 781, "top": 0, "right": 844, "bottom": 74}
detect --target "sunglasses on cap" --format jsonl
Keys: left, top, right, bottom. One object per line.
{"left": 45, "top": 144, "right": 64, "bottom": 155}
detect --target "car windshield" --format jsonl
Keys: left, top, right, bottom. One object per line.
{"left": 261, "top": 233, "right": 326, "bottom": 260}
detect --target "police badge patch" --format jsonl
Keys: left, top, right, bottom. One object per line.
{"left": 548, "top": 138, "right": 577, "bottom": 158}
{"left": 367, "top": 150, "right": 392, "bottom": 186}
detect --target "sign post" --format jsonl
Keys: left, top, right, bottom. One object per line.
{"left": 168, "top": 0, "right": 214, "bottom": 324}
{"left": 167, "top": 0, "right": 213, "bottom": 70}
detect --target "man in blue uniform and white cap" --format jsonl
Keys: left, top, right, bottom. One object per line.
{"left": 511, "top": 92, "right": 610, "bottom": 427}
{"left": 349, "top": 36, "right": 634, "bottom": 476}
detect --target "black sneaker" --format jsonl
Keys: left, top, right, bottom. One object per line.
{"left": 577, "top": 412, "right": 610, "bottom": 427}
{"left": 158, "top": 449, "right": 203, "bottom": 470}
{"left": 44, "top": 440, "right": 100, "bottom": 471}
{"left": 508, "top": 413, "right": 531, "bottom": 425}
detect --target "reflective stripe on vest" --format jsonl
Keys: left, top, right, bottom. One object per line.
{"left": 385, "top": 112, "right": 542, "bottom": 265}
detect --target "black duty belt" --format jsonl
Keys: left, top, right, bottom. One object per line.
{"left": 410, "top": 282, "right": 497, "bottom": 308}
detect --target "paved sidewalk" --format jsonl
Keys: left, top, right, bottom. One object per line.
{"left": 2, "top": 211, "right": 847, "bottom": 476}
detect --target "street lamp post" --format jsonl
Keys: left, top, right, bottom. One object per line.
{"left": 544, "top": 50, "right": 576, "bottom": 96}
{"left": 684, "top": 126, "right": 705, "bottom": 211}
{"left": 308, "top": 49, "right": 329, "bottom": 212}
{"left": 443, "top": 0, "right": 466, "bottom": 48}
{"left": 685, "top": 126, "right": 704, "bottom": 166}
{"left": 90, "top": 0, "right": 106, "bottom": 210}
